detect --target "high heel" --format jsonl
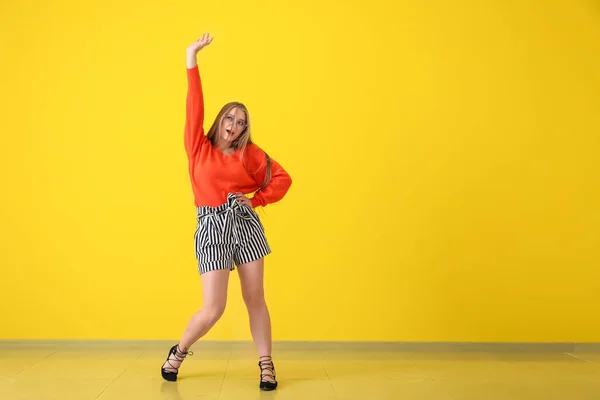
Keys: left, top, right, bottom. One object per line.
{"left": 161, "top": 344, "right": 193, "bottom": 382}
{"left": 258, "top": 355, "right": 278, "bottom": 391}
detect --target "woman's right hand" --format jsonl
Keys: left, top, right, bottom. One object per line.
{"left": 187, "top": 33, "right": 213, "bottom": 55}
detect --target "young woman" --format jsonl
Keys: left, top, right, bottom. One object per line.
{"left": 160, "top": 33, "right": 292, "bottom": 391}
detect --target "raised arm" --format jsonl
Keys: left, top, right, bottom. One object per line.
{"left": 184, "top": 33, "right": 213, "bottom": 160}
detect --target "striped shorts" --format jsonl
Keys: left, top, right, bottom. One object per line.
{"left": 194, "top": 193, "right": 271, "bottom": 275}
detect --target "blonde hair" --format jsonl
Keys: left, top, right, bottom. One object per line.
{"left": 205, "top": 102, "right": 272, "bottom": 191}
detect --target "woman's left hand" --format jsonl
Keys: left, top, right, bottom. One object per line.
{"left": 235, "top": 192, "right": 252, "bottom": 208}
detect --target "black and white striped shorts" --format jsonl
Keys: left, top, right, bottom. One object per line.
{"left": 194, "top": 193, "right": 271, "bottom": 275}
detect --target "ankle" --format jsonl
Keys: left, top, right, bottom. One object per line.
{"left": 177, "top": 344, "right": 191, "bottom": 353}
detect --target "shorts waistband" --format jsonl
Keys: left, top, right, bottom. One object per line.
{"left": 196, "top": 193, "right": 244, "bottom": 216}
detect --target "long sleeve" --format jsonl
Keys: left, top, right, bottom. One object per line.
{"left": 246, "top": 145, "right": 292, "bottom": 208}
{"left": 184, "top": 66, "right": 206, "bottom": 160}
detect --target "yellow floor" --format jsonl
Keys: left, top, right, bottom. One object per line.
{"left": 1, "top": 344, "right": 599, "bottom": 399}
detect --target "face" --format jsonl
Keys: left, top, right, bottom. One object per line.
{"left": 220, "top": 107, "right": 247, "bottom": 144}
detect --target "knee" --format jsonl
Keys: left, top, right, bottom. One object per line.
{"left": 243, "top": 290, "right": 266, "bottom": 310}
{"left": 204, "top": 303, "right": 226, "bottom": 325}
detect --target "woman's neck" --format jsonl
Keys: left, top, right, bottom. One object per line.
{"left": 214, "top": 137, "right": 235, "bottom": 154}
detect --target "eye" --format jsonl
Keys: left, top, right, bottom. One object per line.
{"left": 225, "top": 115, "right": 234, "bottom": 121}
{"left": 237, "top": 121, "right": 246, "bottom": 127}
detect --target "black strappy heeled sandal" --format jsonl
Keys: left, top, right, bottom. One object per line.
{"left": 258, "top": 355, "right": 278, "bottom": 391}
{"left": 161, "top": 344, "right": 193, "bottom": 382}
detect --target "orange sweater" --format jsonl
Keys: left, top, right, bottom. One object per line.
{"left": 184, "top": 66, "right": 292, "bottom": 208}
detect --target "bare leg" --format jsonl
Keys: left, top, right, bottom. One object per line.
{"left": 162, "top": 268, "right": 230, "bottom": 373}
{"left": 237, "top": 258, "right": 276, "bottom": 385}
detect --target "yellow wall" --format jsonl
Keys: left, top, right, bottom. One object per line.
{"left": 1, "top": 0, "right": 599, "bottom": 342}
